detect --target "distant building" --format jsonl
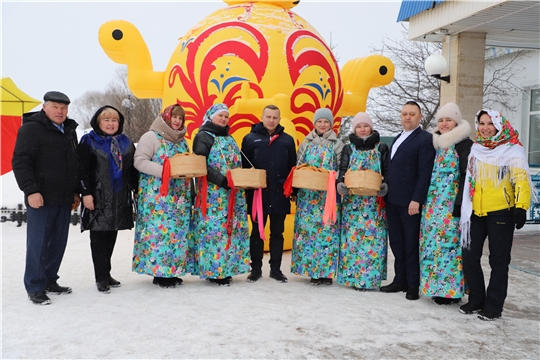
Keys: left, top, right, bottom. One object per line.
{"left": 398, "top": 0, "right": 539, "bottom": 169}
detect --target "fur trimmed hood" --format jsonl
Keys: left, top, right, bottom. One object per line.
{"left": 432, "top": 120, "right": 471, "bottom": 150}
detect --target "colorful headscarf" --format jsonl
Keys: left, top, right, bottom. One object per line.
{"left": 203, "top": 103, "right": 229, "bottom": 124}
{"left": 460, "top": 109, "right": 538, "bottom": 248}
{"left": 85, "top": 105, "right": 130, "bottom": 192}
{"left": 473, "top": 109, "right": 522, "bottom": 148}
{"left": 161, "top": 104, "right": 184, "bottom": 130}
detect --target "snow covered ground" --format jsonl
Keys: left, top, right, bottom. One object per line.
{"left": 2, "top": 169, "right": 539, "bottom": 359}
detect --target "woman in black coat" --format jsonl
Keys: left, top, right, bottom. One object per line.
{"left": 78, "top": 105, "right": 138, "bottom": 294}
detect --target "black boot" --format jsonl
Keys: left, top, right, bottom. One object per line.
{"left": 153, "top": 277, "right": 175, "bottom": 288}
{"left": 380, "top": 282, "right": 407, "bottom": 293}
{"left": 433, "top": 296, "right": 461, "bottom": 305}
{"left": 108, "top": 276, "right": 121, "bottom": 288}
{"left": 96, "top": 281, "right": 111, "bottom": 294}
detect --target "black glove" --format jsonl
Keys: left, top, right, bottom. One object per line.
{"left": 377, "top": 183, "right": 388, "bottom": 197}
{"left": 452, "top": 206, "right": 461, "bottom": 218}
{"left": 514, "top": 208, "right": 527, "bottom": 229}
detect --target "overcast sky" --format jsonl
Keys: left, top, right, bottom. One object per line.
{"left": 2, "top": 1, "right": 406, "bottom": 110}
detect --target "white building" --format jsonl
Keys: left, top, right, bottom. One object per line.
{"left": 397, "top": 0, "right": 540, "bottom": 167}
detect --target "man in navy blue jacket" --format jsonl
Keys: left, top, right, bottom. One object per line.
{"left": 381, "top": 101, "right": 435, "bottom": 300}
{"left": 241, "top": 105, "right": 296, "bottom": 283}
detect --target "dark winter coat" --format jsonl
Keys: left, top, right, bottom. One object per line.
{"left": 192, "top": 121, "right": 232, "bottom": 189}
{"left": 241, "top": 122, "right": 297, "bottom": 214}
{"left": 12, "top": 110, "right": 80, "bottom": 206}
{"left": 337, "top": 130, "right": 389, "bottom": 183}
{"left": 78, "top": 106, "right": 138, "bottom": 231}
{"left": 453, "top": 138, "right": 473, "bottom": 215}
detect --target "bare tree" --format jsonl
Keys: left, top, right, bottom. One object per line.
{"left": 70, "top": 91, "right": 110, "bottom": 130}
{"left": 337, "top": 116, "right": 352, "bottom": 144}
{"left": 70, "top": 67, "right": 162, "bottom": 142}
{"left": 366, "top": 32, "right": 441, "bottom": 135}
{"left": 483, "top": 48, "right": 529, "bottom": 114}
{"left": 365, "top": 33, "right": 528, "bottom": 135}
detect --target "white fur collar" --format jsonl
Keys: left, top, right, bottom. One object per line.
{"left": 432, "top": 120, "right": 471, "bottom": 150}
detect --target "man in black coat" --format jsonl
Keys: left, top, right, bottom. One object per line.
{"left": 381, "top": 101, "right": 435, "bottom": 300}
{"left": 12, "top": 91, "right": 80, "bottom": 305}
{"left": 241, "top": 105, "right": 296, "bottom": 283}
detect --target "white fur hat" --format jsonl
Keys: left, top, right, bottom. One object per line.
{"left": 435, "top": 102, "right": 463, "bottom": 125}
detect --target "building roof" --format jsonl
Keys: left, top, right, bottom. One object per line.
{"left": 398, "top": 0, "right": 540, "bottom": 49}
{"left": 396, "top": 0, "right": 445, "bottom": 22}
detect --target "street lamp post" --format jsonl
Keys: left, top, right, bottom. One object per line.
{"left": 121, "top": 94, "right": 135, "bottom": 123}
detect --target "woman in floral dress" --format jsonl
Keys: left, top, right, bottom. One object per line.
{"left": 192, "top": 103, "right": 250, "bottom": 286}
{"left": 291, "top": 108, "right": 344, "bottom": 285}
{"left": 132, "top": 104, "right": 194, "bottom": 288}
{"left": 336, "top": 112, "right": 389, "bottom": 291}
{"left": 419, "top": 103, "right": 472, "bottom": 304}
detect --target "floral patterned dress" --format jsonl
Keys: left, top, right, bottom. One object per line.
{"left": 132, "top": 133, "right": 194, "bottom": 277}
{"left": 419, "top": 146, "right": 464, "bottom": 298}
{"left": 291, "top": 142, "right": 340, "bottom": 278}
{"left": 192, "top": 135, "right": 250, "bottom": 279}
{"left": 337, "top": 146, "right": 387, "bottom": 289}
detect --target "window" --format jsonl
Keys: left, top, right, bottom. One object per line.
{"left": 529, "top": 89, "right": 540, "bottom": 165}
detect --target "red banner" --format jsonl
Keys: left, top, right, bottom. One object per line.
{"left": 1, "top": 115, "right": 22, "bottom": 175}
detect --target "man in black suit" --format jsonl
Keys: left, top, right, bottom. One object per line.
{"left": 381, "top": 101, "right": 435, "bottom": 300}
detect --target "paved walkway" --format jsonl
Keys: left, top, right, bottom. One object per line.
{"left": 510, "top": 227, "right": 540, "bottom": 276}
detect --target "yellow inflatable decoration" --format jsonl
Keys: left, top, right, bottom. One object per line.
{"left": 98, "top": 0, "right": 395, "bottom": 251}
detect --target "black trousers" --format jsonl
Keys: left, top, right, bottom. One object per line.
{"left": 249, "top": 213, "right": 287, "bottom": 274}
{"left": 90, "top": 230, "right": 118, "bottom": 282}
{"left": 386, "top": 201, "right": 421, "bottom": 287}
{"left": 24, "top": 205, "right": 71, "bottom": 293}
{"left": 462, "top": 209, "right": 515, "bottom": 315}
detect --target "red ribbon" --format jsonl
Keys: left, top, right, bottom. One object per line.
{"left": 376, "top": 195, "right": 386, "bottom": 216}
{"left": 195, "top": 176, "right": 208, "bottom": 218}
{"left": 225, "top": 170, "right": 236, "bottom": 250}
{"left": 283, "top": 166, "right": 296, "bottom": 197}
{"left": 323, "top": 170, "right": 337, "bottom": 225}
{"left": 251, "top": 188, "right": 266, "bottom": 241}
{"left": 160, "top": 157, "right": 171, "bottom": 197}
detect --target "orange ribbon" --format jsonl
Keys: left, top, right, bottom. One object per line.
{"left": 322, "top": 170, "right": 337, "bottom": 225}
{"left": 160, "top": 157, "right": 171, "bottom": 197}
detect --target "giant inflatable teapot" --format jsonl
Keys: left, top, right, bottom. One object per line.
{"left": 98, "top": 0, "right": 395, "bottom": 250}
{"left": 98, "top": 0, "right": 394, "bottom": 146}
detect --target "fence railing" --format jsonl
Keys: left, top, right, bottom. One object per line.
{"left": 1, "top": 206, "right": 80, "bottom": 227}
{"left": 3, "top": 178, "right": 540, "bottom": 226}
{"left": 528, "top": 174, "right": 540, "bottom": 224}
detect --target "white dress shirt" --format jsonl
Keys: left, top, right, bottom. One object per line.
{"left": 390, "top": 126, "right": 419, "bottom": 159}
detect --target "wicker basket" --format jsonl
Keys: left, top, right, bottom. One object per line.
{"left": 229, "top": 168, "right": 267, "bottom": 189}
{"left": 344, "top": 170, "right": 382, "bottom": 196}
{"left": 292, "top": 167, "right": 329, "bottom": 191}
{"left": 169, "top": 153, "right": 207, "bottom": 178}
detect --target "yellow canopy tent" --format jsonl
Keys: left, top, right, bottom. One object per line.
{"left": 1, "top": 78, "right": 41, "bottom": 175}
